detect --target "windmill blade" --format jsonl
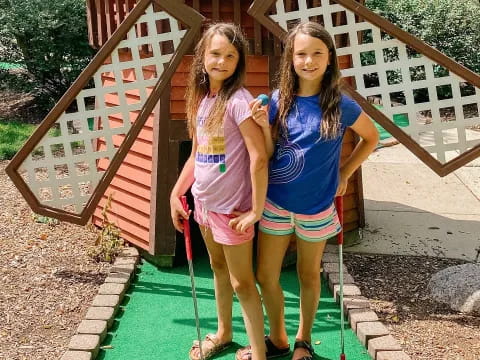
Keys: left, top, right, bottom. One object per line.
{"left": 6, "top": 0, "right": 204, "bottom": 225}
{"left": 248, "top": 0, "right": 480, "bottom": 176}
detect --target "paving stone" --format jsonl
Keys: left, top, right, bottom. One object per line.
{"left": 60, "top": 351, "right": 92, "bottom": 360}
{"left": 323, "top": 244, "right": 338, "bottom": 253}
{"left": 68, "top": 334, "right": 100, "bottom": 358}
{"left": 104, "top": 272, "right": 130, "bottom": 284}
{"left": 333, "top": 284, "right": 362, "bottom": 302}
{"left": 328, "top": 272, "right": 355, "bottom": 292}
{"left": 98, "top": 282, "right": 126, "bottom": 297}
{"left": 119, "top": 247, "right": 139, "bottom": 257}
{"left": 114, "top": 256, "right": 137, "bottom": 266}
{"left": 77, "top": 320, "right": 108, "bottom": 342}
{"left": 322, "top": 263, "right": 348, "bottom": 281}
{"left": 110, "top": 263, "right": 136, "bottom": 275}
{"left": 85, "top": 306, "right": 116, "bottom": 328}
{"left": 356, "top": 321, "right": 390, "bottom": 346}
{"left": 377, "top": 351, "right": 412, "bottom": 360}
{"left": 368, "top": 335, "right": 403, "bottom": 359}
{"left": 92, "top": 294, "right": 120, "bottom": 308}
{"left": 348, "top": 308, "right": 379, "bottom": 331}
{"left": 343, "top": 296, "right": 370, "bottom": 313}
{"left": 321, "top": 253, "right": 339, "bottom": 263}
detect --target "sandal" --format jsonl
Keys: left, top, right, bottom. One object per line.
{"left": 235, "top": 336, "right": 290, "bottom": 360}
{"left": 292, "top": 340, "right": 314, "bottom": 360}
{"left": 189, "top": 333, "right": 232, "bottom": 360}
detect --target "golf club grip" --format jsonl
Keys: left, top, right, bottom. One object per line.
{"left": 335, "top": 196, "right": 344, "bottom": 245}
{"left": 180, "top": 196, "right": 193, "bottom": 261}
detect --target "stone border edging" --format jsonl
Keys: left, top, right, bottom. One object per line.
{"left": 59, "top": 246, "right": 140, "bottom": 360}
{"left": 322, "top": 244, "right": 412, "bottom": 360}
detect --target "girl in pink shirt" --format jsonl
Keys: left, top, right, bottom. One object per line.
{"left": 170, "top": 23, "right": 268, "bottom": 360}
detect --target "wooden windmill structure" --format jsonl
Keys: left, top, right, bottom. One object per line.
{"left": 6, "top": 0, "right": 480, "bottom": 266}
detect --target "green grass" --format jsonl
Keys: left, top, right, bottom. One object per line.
{"left": 0, "top": 62, "right": 23, "bottom": 70}
{"left": 0, "top": 120, "right": 35, "bottom": 160}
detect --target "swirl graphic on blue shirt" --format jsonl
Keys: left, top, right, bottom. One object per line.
{"left": 269, "top": 140, "right": 305, "bottom": 184}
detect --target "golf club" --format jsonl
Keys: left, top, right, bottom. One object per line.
{"left": 181, "top": 196, "right": 204, "bottom": 360}
{"left": 335, "top": 195, "right": 346, "bottom": 360}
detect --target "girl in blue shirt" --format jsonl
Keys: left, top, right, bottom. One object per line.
{"left": 236, "top": 21, "right": 378, "bottom": 360}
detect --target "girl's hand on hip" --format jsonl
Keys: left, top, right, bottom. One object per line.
{"left": 228, "top": 210, "right": 259, "bottom": 233}
{"left": 170, "top": 196, "right": 190, "bottom": 232}
{"left": 336, "top": 170, "right": 349, "bottom": 196}
{"left": 249, "top": 99, "right": 269, "bottom": 129}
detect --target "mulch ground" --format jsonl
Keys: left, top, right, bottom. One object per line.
{"left": 0, "top": 161, "right": 111, "bottom": 360}
{"left": 344, "top": 254, "right": 480, "bottom": 360}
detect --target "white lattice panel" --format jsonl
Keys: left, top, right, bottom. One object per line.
{"left": 18, "top": 4, "right": 187, "bottom": 214}
{"left": 271, "top": 0, "right": 480, "bottom": 163}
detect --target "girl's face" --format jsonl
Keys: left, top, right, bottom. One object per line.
{"left": 292, "top": 33, "right": 331, "bottom": 85}
{"left": 204, "top": 34, "right": 239, "bottom": 89}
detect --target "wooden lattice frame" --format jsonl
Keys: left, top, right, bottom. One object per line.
{"left": 6, "top": 0, "right": 204, "bottom": 225}
{"left": 248, "top": 0, "right": 480, "bottom": 176}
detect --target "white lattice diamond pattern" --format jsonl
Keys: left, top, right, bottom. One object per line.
{"left": 271, "top": 0, "right": 480, "bottom": 163}
{"left": 19, "top": 4, "right": 187, "bottom": 214}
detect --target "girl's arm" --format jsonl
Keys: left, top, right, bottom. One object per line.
{"left": 250, "top": 99, "right": 274, "bottom": 157}
{"left": 337, "top": 112, "right": 379, "bottom": 196}
{"left": 229, "top": 117, "right": 268, "bottom": 232}
{"left": 169, "top": 134, "right": 198, "bottom": 232}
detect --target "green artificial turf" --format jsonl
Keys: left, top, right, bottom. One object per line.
{"left": 98, "top": 256, "right": 372, "bottom": 360}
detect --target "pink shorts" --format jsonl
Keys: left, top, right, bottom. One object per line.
{"left": 193, "top": 199, "right": 254, "bottom": 246}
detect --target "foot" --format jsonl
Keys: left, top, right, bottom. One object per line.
{"left": 189, "top": 333, "right": 232, "bottom": 360}
{"left": 236, "top": 336, "right": 290, "bottom": 360}
{"left": 292, "top": 340, "right": 314, "bottom": 360}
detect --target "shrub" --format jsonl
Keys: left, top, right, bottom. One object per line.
{"left": 0, "top": 0, "right": 94, "bottom": 114}
{"left": 365, "top": 0, "right": 480, "bottom": 73}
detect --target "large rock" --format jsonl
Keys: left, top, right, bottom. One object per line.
{"left": 427, "top": 263, "right": 480, "bottom": 315}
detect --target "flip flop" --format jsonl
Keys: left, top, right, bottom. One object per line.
{"left": 189, "top": 333, "right": 232, "bottom": 360}
{"left": 235, "top": 336, "right": 290, "bottom": 360}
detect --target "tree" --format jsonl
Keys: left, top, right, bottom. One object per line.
{"left": 0, "top": 0, "right": 94, "bottom": 114}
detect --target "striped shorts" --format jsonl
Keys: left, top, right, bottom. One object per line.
{"left": 259, "top": 199, "right": 342, "bottom": 242}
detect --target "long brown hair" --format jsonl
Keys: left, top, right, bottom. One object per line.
{"left": 275, "top": 21, "right": 343, "bottom": 140}
{"left": 185, "top": 23, "right": 249, "bottom": 136}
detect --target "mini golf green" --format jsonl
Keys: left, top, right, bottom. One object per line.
{"left": 97, "top": 254, "right": 372, "bottom": 360}
{"left": 372, "top": 105, "right": 409, "bottom": 141}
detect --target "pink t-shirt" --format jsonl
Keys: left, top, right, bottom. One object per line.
{"left": 191, "top": 87, "right": 254, "bottom": 214}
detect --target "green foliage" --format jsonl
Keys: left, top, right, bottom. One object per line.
{"left": 365, "top": 0, "right": 480, "bottom": 73}
{"left": 0, "top": 0, "right": 94, "bottom": 114}
{"left": 0, "top": 119, "right": 35, "bottom": 160}
{"left": 88, "top": 193, "right": 124, "bottom": 263}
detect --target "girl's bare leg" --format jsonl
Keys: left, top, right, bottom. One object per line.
{"left": 201, "top": 226, "right": 234, "bottom": 344}
{"left": 255, "top": 231, "right": 292, "bottom": 348}
{"left": 223, "top": 240, "right": 266, "bottom": 360}
{"left": 293, "top": 238, "right": 327, "bottom": 359}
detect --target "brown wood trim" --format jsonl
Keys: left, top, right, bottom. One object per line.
{"left": 115, "top": 0, "right": 125, "bottom": 26}
{"left": 95, "top": 0, "right": 108, "bottom": 45}
{"left": 170, "top": 120, "right": 189, "bottom": 141}
{"left": 149, "top": 91, "right": 172, "bottom": 255}
{"left": 106, "top": 0, "right": 116, "bottom": 38}
{"left": 5, "top": 0, "right": 205, "bottom": 225}
{"left": 254, "top": 20, "right": 262, "bottom": 55}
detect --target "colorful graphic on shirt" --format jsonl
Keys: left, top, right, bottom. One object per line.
{"left": 269, "top": 138, "right": 305, "bottom": 184}
{"left": 196, "top": 115, "right": 226, "bottom": 164}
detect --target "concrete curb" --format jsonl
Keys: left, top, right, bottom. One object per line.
{"left": 322, "top": 244, "right": 412, "bottom": 360}
{"left": 59, "top": 247, "right": 140, "bottom": 360}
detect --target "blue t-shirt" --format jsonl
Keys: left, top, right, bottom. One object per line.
{"left": 267, "top": 90, "right": 362, "bottom": 214}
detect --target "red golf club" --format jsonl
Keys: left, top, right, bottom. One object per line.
{"left": 335, "top": 195, "right": 346, "bottom": 360}
{"left": 181, "top": 196, "right": 204, "bottom": 360}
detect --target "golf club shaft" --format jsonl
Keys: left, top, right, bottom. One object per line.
{"left": 335, "top": 196, "right": 346, "bottom": 359}
{"left": 181, "top": 196, "right": 204, "bottom": 360}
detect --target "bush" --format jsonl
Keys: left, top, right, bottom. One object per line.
{"left": 0, "top": 0, "right": 94, "bottom": 114}
{"left": 365, "top": 0, "right": 480, "bottom": 73}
